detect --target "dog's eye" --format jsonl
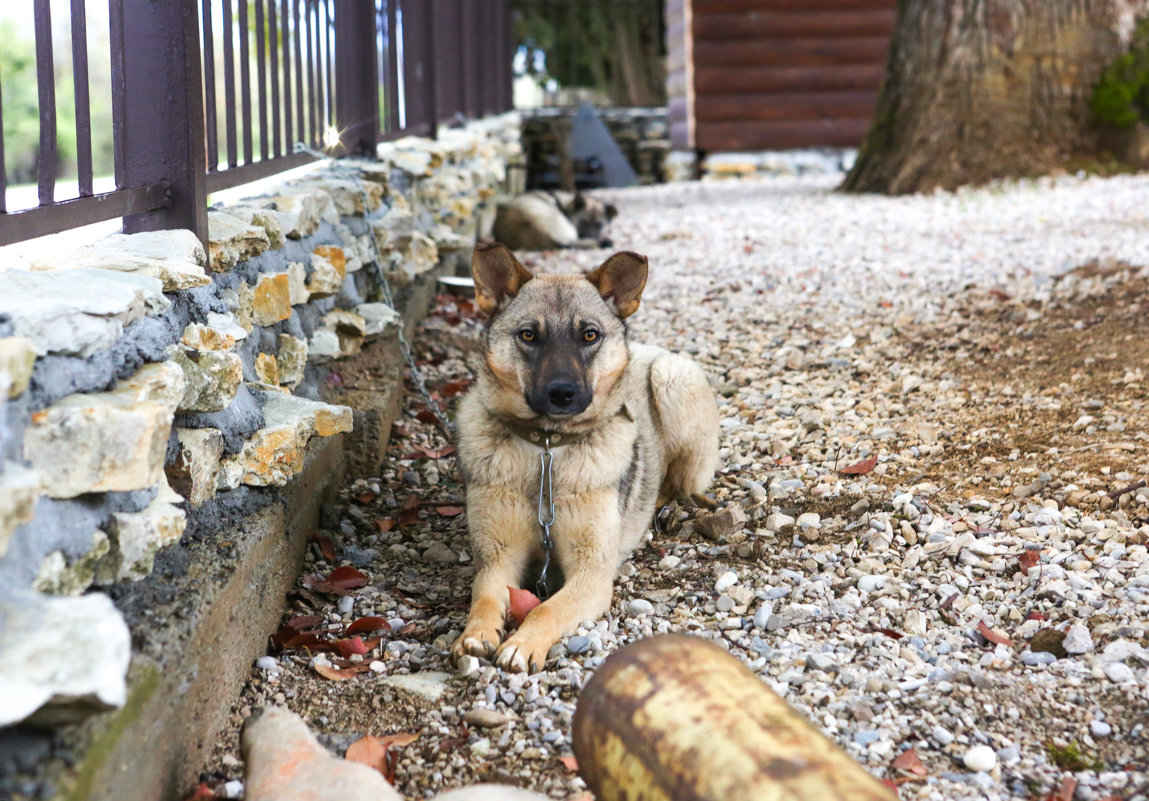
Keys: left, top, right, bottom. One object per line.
{"left": 518, "top": 329, "right": 536, "bottom": 343}
{"left": 583, "top": 330, "right": 599, "bottom": 344}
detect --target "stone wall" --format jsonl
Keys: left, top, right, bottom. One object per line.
{"left": 0, "top": 115, "right": 519, "bottom": 788}
{"left": 520, "top": 107, "right": 669, "bottom": 187}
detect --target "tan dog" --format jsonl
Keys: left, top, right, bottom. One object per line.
{"left": 492, "top": 191, "right": 617, "bottom": 251}
{"left": 451, "top": 243, "right": 719, "bottom": 673}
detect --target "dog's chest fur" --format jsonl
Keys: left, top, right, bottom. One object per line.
{"left": 457, "top": 345, "right": 667, "bottom": 557}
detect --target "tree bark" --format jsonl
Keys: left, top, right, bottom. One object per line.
{"left": 572, "top": 635, "right": 896, "bottom": 801}
{"left": 843, "top": 0, "right": 1148, "bottom": 194}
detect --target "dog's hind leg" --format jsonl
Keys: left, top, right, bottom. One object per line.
{"left": 649, "top": 352, "right": 720, "bottom": 504}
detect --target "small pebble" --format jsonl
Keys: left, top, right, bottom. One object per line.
{"left": 963, "top": 745, "right": 997, "bottom": 773}
{"left": 714, "top": 571, "right": 738, "bottom": 592}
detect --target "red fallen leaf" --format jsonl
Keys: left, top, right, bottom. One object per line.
{"left": 1018, "top": 550, "right": 1040, "bottom": 573}
{"left": 375, "top": 518, "right": 395, "bottom": 533}
{"left": 400, "top": 495, "right": 421, "bottom": 511}
{"left": 398, "top": 508, "right": 420, "bottom": 526}
{"left": 437, "top": 506, "right": 464, "bottom": 517}
{"left": 892, "top": 747, "right": 927, "bottom": 776}
{"left": 314, "top": 534, "right": 337, "bottom": 561}
{"left": 362, "top": 636, "right": 383, "bottom": 651}
{"left": 286, "top": 614, "right": 324, "bottom": 631}
{"left": 439, "top": 379, "right": 472, "bottom": 399}
{"left": 978, "top": 619, "right": 1011, "bottom": 646}
{"left": 396, "top": 622, "right": 418, "bottom": 635}
{"left": 416, "top": 410, "right": 440, "bottom": 424}
{"left": 1026, "top": 610, "right": 1047, "bottom": 621}
{"left": 314, "top": 663, "right": 363, "bottom": 680}
{"left": 507, "top": 586, "right": 542, "bottom": 627}
{"left": 878, "top": 300, "right": 894, "bottom": 309}
{"left": 559, "top": 754, "right": 579, "bottom": 772}
{"left": 310, "top": 566, "right": 369, "bottom": 594}
{"left": 183, "top": 782, "right": 217, "bottom": 801}
{"left": 273, "top": 626, "right": 333, "bottom": 651}
{"left": 872, "top": 627, "right": 904, "bottom": 641}
{"left": 336, "top": 637, "right": 368, "bottom": 658}
{"left": 879, "top": 778, "right": 900, "bottom": 796}
{"left": 354, "top": 492, "right": 375, "bottom": 504}
{"left": 419, "top": 445, "right": 456, "bottom": 459}
{"left": 346, "top": 616, "right": 392, "bottom": 635}
{"left": 841, "top": 456, "right": 878, "bottom": 475}
{"left": 989, "top": 288, "right": 1012, "bottom": 301}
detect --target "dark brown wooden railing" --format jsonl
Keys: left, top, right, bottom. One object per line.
{"left": 0, "top": 0, "right": 513, "bottom": 248}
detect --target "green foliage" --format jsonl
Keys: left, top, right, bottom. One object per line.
{"left": 1045, "top": 741, "right": 1103, "bottom": 772}
{"left": 511, "top": 0, "right": 665, "bottom": 107}
{"left": 0, "top": 19, "right": 42, "bottom": 185}
{"left": 1091, "top": 18, "right": 1149, "bottom": 129}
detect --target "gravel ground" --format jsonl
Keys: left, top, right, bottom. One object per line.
{"left": 208, "top": 170, "right": 1149, "bottom": 801}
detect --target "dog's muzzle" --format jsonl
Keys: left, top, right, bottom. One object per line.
{"left": 527, "top": 379, "right": 591, "bottom": 416}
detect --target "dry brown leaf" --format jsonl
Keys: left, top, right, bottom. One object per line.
{"left": 892, "top": 747, "right": 927, "bottom": 776}
{"left": 336, "top": 637, "right": 368, "bottom": 658}
{"left": 314, "top": 534, "right": 337, "bottom": 561}
{"left": 436, "top": 506, "right": 464, "bottom": 517}
{"left": 841, "top": 456, "right": 878, "bottom": 475}
{"left": 559, "top": 754, "right": 579, "bottom": 772}
{"left": 310, "top": 566, "right": 368, "bottom": 594}
{"left": 346, "top": 734, "right": 389, "bottom": 775}
{"left": 1018, "top": 550, "right": 1040, "bottom": 573}
{"left": 346, "top": 616, "right": 391, "bottom": 635}
{"left": 978, "top": 620, "right": 1011, "bottom": 646}
{"left": 314, "top": 663, "right": 362, "bottom": 681}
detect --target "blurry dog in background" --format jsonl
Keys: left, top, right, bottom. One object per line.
{"left": 492, "top": 191, "right": 617, "bottom": 251}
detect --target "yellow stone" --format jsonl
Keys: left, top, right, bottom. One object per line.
{"left": 254, "top": 352, "right": 280, "bottom": 385}
{"left": 252, "top": 273, "right": 292, "bottom": 326}
{"left": 313, "top": 245, "right": 347, "bottom": 278}
{"left": 180, "top": 323, "right": 236, "bottom": 351}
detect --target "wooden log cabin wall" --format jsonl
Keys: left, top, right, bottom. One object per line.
{"left": 666, "top": 0, "right": 896, "bottom": 153}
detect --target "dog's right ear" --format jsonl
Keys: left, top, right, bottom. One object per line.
{"left": 472, "top": 242, "right": 533, "bottom": 316}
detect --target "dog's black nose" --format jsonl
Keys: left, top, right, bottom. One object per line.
{"left": 546, "top": 381, "right": 578, "bottom": 408}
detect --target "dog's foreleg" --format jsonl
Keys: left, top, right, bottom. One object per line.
{"left": 452, "top": 486, "right": 535, "bottom": 662}
{"left": 494, "top": 491, "right": 618, "bottom": 673}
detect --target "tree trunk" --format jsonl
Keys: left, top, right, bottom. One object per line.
{"left": 843, "top": 0, "right": 1148, "bottom": 194}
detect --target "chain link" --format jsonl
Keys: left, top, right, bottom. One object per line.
{"left": 293, "top": 142, "right": 454, "bottom": 437}
{"left": 536, "top": 435, "right": 555, "bottom": 597}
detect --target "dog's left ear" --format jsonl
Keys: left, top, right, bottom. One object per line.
{"left": 588, "top": 251, "right": 647, "bottom": 319}
{"left": 472, "top": 242, "right": 533, "bottom": 315}
{"left": 604, "top": 203, "right": 618, "bottom": 221}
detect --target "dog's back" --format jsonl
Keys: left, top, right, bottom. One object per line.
{"left": 492, "top": 194, "right": 580, "bottom": 251}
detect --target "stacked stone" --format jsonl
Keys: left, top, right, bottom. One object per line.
{"left": 520, "top": 107, "right": 670, "bottom": 186}
{"left": 0, "top": 113, "right": 520, "bottom": 732}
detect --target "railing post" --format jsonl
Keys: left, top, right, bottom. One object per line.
{"left": 334, "top": 0, "right": 379, "bottom": 156}
{"left": 110, "top": 0, "right": 208, "bottom": 244}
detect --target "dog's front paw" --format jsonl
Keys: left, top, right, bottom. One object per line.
{"left": 494, "top": 633, "right": 552, "bottom": 674}
{"left": 451, "top": 625, "right": 503, "bottom": 663}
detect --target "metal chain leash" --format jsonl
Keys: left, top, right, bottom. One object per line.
{"left": 294, "top": 142, "right": 454, "bottom": 437}
{"left": 536, "top": 435, "right": 556, "bottom": 598}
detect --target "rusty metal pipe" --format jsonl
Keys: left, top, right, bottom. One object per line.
{"left": 572, "top": 634, "right": 896, "bottom": 801}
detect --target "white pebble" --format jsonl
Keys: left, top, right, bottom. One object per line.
{"left": 962, "top": 745, "right": 997, "bottom": 773}
{"left": 714, "top": 571, "right": 739, "bottom": 592}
